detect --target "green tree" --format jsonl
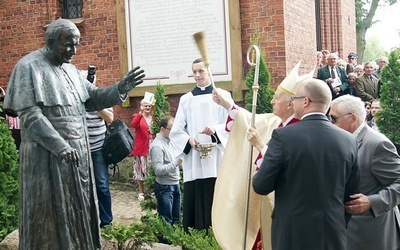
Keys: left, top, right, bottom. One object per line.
{"left": 363, "top": 36, "right": 387, "bottom": 62}
{"left": 356, "top": 0, "right": 398, "bottom": 62}
{"left": 143, "top": 80, "right": 171, "bottom": 209}
{"left": 0, "top": 114, "right": 19, "bottom": 241}
{"left": 244, "top": 53, "right": 274, "bottom": 114}
{"left": 375, "top": 50, "right": 400, "bottom": 149}
{"left": 150, "top": 80, "right": 171, "bottom": 135}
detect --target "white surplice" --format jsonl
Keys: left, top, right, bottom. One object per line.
{"left": 170, "top": 86, "right": 231, "bottom": 182}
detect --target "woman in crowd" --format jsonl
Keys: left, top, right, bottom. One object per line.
{"left": 131, "top": 99, "right": 153, "bottom": 201}
{"left": 321, "top": 49, "right": 330, "bottom": 66}
{"left": 354, "top": 65, "right": 364, "bottom": 77}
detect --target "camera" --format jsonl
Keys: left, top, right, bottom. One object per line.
{"left": 87, "top": 65, "right": 96, "bottom": 83}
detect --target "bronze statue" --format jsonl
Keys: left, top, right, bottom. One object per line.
{"left": 3, "top": 18, "right": 145, "bottom": 249}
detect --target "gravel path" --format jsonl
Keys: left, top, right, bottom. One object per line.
{"left": 0, "top": 184, "right": 180, "bottom": 250}
{"left": 110, "top": 185, "right": 146, "bottom": 226}
{"left": 107, "top": 184, "right": 181, "bottom": 250}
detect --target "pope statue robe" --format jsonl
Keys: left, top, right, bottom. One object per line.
{"left": 4, "top": 47, "right": 126, "bottom": 249}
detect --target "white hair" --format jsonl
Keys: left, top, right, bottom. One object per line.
{"left": 140, "top": 99, "right": 151, "bottom": 105}
{"left": 331, "top": 95, "right": 366, "bottom": 124}
{"left": 364, "top": 61, "right": 377, "bottom": 69}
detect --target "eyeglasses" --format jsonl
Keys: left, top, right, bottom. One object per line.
{"left": 290, "top": 96, "right": 312, "bottom": 102}
{"left": 165, "top": 127, "right": 172, "bottom": 130}
{"left": 329, "top": 113, "right": 352, "bottom": 124}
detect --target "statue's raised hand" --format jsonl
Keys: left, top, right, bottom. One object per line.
{"left": 117, "top": 66, "right": 145, "bottom": 93}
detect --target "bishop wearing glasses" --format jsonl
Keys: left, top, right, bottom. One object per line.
{"left": 211, "top": 61, "right": 314, "bottom": 249}
{"left": 253, "top": 78, "right": 360, "bottom": 249}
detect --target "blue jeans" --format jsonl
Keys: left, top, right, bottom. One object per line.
{"left": 91, "top": 149, "right": 113, "bottom": 227}
{"left": 154, "top": 181, "right": 181, "bottom": 224}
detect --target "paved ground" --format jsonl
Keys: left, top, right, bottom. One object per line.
{"left": 110, "top": 184, "right": 146, "bottom": 226}
{"left": 0, "top": 184, "right": 180, "bottom": 250}
{"left": 107, "top": 183, "right": 181, "bottom": 249}
{"left": 0, "top": 157, "right": 179, "bottom": 249}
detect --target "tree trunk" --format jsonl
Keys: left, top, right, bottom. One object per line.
{"left": 357, "top": 27, "right": 367, "bottom": 63}
{"left": 356, "top": 0, "right": 381, "bottom": 63}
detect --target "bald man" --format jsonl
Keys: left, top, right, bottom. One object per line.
{"left": 253, "top": 79, "right": 360, "bottom": 249}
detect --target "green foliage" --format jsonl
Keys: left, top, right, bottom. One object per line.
{"left": 102, "top": 221, "right": 158, "bottom": 250}
{"left": 150, "top": 80, "right": 171, "bottom": 135}
{"left": 244, "top": 53, "right": 274, "bottom": 114}
{"left": 0, "top": 119, "right": 19, "bottom": 241}
{"left": 376, "top": 50, "right": 400, "bottom": 147}
{"left": 364, "top": 36, "right": 388, "bottom": 62}
{"left": 389, "top": 46, "right": 400, "bottom": 56}
{"left": 143, "top": 214, "right": 222, "bottom": 250}
{"left": 102, "top": 214, "right": 222, "bottom": 250}
{"left": 355, "top": 0, "right": 398, "bottom": 62}
{"left": 144, "top": 81, "right": 172, "bottom": 209}
{"left": 250, "top": 24, "right": 261, "bottom": 46}
{"left": 355, "top": 0, "right": 376, "bottom": 29}
{"left": 355, "top": 0, "right": 367, "bottom": 29}
{"left": 140, "top": 164, "right": 157, "bottom": 211}
{"left": 356, "top": 0, "right": 397, "bottom": 29}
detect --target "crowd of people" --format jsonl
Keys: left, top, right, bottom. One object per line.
{"left": 315, "top": 50, "right": 387, "bottom": 131}
{"left": 3, "top": 17, "right": 399, "bottom": 250}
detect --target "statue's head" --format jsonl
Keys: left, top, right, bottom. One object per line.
{"left": 45, "top": 18, "right": 80, "bottom": 65}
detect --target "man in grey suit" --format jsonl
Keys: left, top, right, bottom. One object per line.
{"left": 330, "top": 95, "right": 400, "bottom": 250}
{"left": 252, "top": 79, "right": 360, "bottom": 250}
{"left": 317, "top": 53, "right": 350, "bottom": 99}
{"left": 355, "top": 61, "right": 379, "bottom": 102}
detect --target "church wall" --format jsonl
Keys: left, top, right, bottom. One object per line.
{"left": 0, "top": 0, "right": 356, "bottom": 121}
{"left": 320, "top": 0, "right": 357, "bottom": 59}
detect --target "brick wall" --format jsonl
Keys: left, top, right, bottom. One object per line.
{"left": 284, "top": 0, "right": 316, "bottom": 78}
{"left": 320, "top": 0, "right": 357, "bottom": 59}
{"left": 340, "top": 0, "right": 357, "bottom": 58}
{"left": 0, "top": 1, "right": 52, "bottom": 87}
{"left": 0, "top": 0, "right": 356, "bottom": 123}
{"left": 240, "top": 0, "right": 287, "bottom": 89}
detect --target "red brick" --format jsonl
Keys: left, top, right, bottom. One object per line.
{"left": 0, "top": 0, "right": 356, "bottom": 120}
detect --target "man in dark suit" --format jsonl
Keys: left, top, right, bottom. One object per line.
{"left": 252, "top": 79, "right": 360, "bottom": 250}
{"left": 330, "top": 95, "right": 400, "bottom": 250}
{"left": 317, "top": 53, "right": 350, "bottom": 99}
{"left": 355, "top": 61, "right": 379, "bottom": 102}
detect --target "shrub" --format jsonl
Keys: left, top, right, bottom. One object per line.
{"left": 244, "top": 50, "right": 274, "bottom": 114}
{"left": 0, "top": 113, "right": 19, "bottom": 241}
{"left": 376, "top": 50, "right": 400, "bottom": 149}
{"left": 103, "top": 213, "right": 221, "bottom": 250}
{"left": 143, "top": 80, "right": 173, "bottom": 209}
{"left": 144, "top": 214, "right": 221, "bottom": 250}
{"left": 102, "top": 221, "right": 157, "bottom": 250}
{"left": 150, "top": 80, "right": 171, "bottom": 135}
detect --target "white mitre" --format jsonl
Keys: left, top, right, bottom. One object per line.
{"left": 278, "top": 60, "right": 315, "bottom": 96}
